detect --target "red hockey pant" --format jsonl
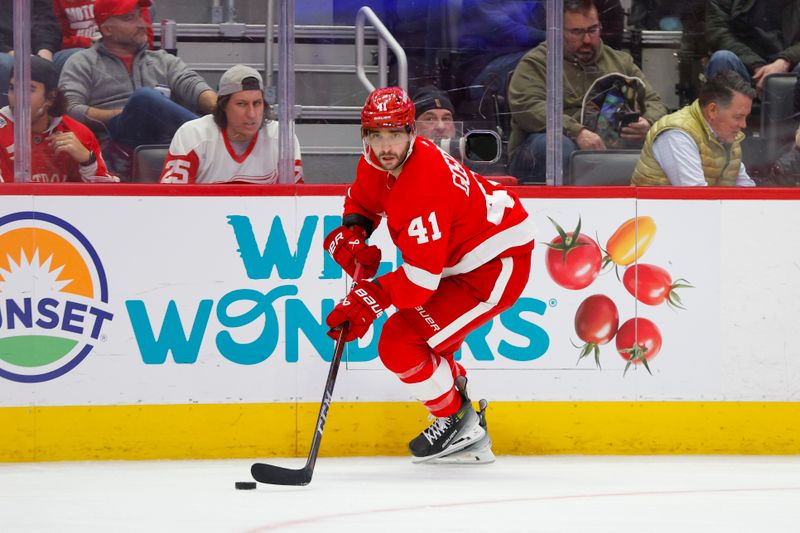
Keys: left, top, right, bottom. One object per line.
{"left": 377, "top": 253, "right": 531, "bottom": 417}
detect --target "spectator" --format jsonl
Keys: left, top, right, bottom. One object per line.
{"left": 51, "top": 0, "right": 155, "bottom": 75}
{"left": 59, "top": 0, "right": 216, "bottom": 175}
{"left": 507, "top": 0, "right": 667, "bottom": 183}
{"left": 632, "top": 71, "right": 756, "bottom": 187}
{"left": 412, "top": 85, "right": 456, "bottom": 141}
{"left": 159, "top": 65, "right": 303, "bottom": 184}
{"left": 706, "top": 0, "right": 800, "bottom": 93}
{"left": 0, "top": 0, "right": 61, "bottom": 107}
{"left": 0, "top": 55, "right": 116, "bottom": 183}
{"left": 456, "top": 0, "right": 624, "bottom": 104}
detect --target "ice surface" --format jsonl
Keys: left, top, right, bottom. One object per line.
{"left": 1, "top": 456, "right": 798, "bottom": 532}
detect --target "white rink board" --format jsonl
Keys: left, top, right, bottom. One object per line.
{"left": 0, "top": 194, "right": 798, "bottom": 406}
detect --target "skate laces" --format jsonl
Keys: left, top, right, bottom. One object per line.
{"left": 423, "top": 416, "right": 453, "bottom": 445}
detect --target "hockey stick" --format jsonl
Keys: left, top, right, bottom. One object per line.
{"left": 251, "top": 264, "right": 363, "bottom": 486}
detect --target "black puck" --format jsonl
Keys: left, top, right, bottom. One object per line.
{"left": 235, "top": 481, "right": 257, "bottom": 490}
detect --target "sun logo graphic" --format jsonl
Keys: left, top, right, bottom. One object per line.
{"left": 0, "top": 212, "right": 113, "bottom": 383}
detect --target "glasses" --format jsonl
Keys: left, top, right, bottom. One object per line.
{"left": 565, "top": 24, "right": 601, "bottom": 39}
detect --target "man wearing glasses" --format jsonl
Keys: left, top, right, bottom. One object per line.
{"left": 507, "top": 0, "right": 667, "bottom": 183}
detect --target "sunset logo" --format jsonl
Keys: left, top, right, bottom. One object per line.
{"left": 0, "top": 212, "right": 113, "bottom": 383}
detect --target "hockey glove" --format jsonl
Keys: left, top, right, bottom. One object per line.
{"left": 324, "top": 225, "right": 381, "bottom": 279}
{"left": 326, "top": 280, "right": 390, "bottom": 342}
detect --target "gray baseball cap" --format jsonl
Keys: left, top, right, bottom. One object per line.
{"left": 218, "top": 65, "right": 264, "bottom": 97}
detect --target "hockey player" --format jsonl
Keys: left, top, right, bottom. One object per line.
{"left": 160, "top": 64, "right": 303, "bottom": 184}
{"left": 324, "top": 86, "right": 535, "bottom": 463}
{"left": 0, "top": 55, "right": 116, "bottom": 183}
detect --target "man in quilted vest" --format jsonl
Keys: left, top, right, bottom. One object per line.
{"left": 631, "top": 71, "right": 757, "bottom": 186}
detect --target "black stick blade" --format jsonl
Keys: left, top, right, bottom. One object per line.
{"left": 251, "top": 462, "right": 312, "bottom": 486}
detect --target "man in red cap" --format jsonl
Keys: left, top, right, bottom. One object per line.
{"left": 60, "top": 0, "right": 217, "bottom": 177}
{"left": 52, "top": 0, "right": 155, "bottom": 74}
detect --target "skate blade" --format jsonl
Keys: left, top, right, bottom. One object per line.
{"left": 428, "top": 434, "right": 495, "bottom": 465}
{"left": 428, "top": 446, "right": 496, "bottom": 464}
{"left": 411, "top": 423, "right": 486, "bottom": 464}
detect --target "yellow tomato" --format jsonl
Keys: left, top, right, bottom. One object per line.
{"left": 605, "top": 216, "right": 656, "bottom": 266}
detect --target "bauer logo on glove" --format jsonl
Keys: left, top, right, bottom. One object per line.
{"left": 326, "top": 231, "right": 344, "bottom": 256}
{"left": 354, "top": 287, "right": 384, "bottom": 318}
{"left": 326, "top": 280, "right": 391, "bottom": 341}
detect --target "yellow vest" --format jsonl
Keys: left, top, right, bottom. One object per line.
{"left": 631, "top": 100, "right": 744, "bottom": 186}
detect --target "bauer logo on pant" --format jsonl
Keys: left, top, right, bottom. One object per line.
{"left": 0, "top": 212, "right": 114, "bottom": 383}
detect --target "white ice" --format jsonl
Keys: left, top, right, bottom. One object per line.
{"left": 1, "top": 456, "right": 799, "bottom": 532}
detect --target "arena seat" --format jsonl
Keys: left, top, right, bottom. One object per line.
{"left": 131, "top": 144, "right": 170, "bottom": 183}
{"left": 567, "top": 149, "right": 640, "bottom": 186}
{"left": 761, "top": 73, "right": 799, "bottom": 163}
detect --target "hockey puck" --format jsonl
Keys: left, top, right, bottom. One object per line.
{"left": 235, "top": 481, "right": 257, "bottom": 490}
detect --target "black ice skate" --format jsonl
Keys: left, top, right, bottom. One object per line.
{"left": 409, "top": 378, "right": 485, "bottom": 464}
{"left": 430, "top": 398, "right": 495, "bottom": 464}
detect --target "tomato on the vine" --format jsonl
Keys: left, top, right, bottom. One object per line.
{"left": 573, "top": 294, "right": 619, "bottom": 368}
{"left": 545, "top": 217, "right": 602, "bottom": 290}
{"left": 623, "top": 264, "right": 692, "bottom": 308}
{"left": 615, "top": 317, "right": 662, "bottom": 376}
{"left": 604, "top": 216, "right": 656, "bottom": 267}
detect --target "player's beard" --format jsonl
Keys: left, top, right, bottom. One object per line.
{"left": 378, "top": 148, "right": 405, "bottom": 170}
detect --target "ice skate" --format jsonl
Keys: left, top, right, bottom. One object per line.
{"left": 429, "top": 398, "right": 495, "bottom": 464}
{"left": 409, "top": 377, "right": 486, "bottom": 464}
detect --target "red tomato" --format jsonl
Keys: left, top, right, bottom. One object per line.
{"left": 623, "top": 264, "right": 692, "bottom": 308}
{"left": 573, "top": 294, "right": 619, "bottom": 368}
{"left": 615, "top": 317, "right": 662, "bottom": 375}
{"left": 545, "top": 217, "right": 602, "bottom": 290}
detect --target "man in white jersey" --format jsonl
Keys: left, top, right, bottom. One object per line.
{"left": 159, "top": 64, "right": 303, "bottom": 184}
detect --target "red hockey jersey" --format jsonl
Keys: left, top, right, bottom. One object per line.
{"left": 52, "top": 0, "right": 154, "bottom": 50}
{"left": 0, "top": 106, "right": 114, "bottom": 183}
{"left": 344, "top": 136, "right": 535, "bottom": 309}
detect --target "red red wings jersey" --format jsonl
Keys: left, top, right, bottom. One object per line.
{"left": 160, "top": 115, "right": 303, "bottom": 184}
{"left": 344, "top": 136, "right": 535, "bottom": 308}
{"left": 0, "top": 106, "right": 114, "bottom": 183}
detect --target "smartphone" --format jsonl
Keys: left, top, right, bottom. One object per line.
{"left": 617, "top": 111, "right": 641, "bottom": 129}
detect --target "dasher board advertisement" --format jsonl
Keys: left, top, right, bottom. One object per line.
{"left": 0, "top": 192, "right": 782, "bottom": 407}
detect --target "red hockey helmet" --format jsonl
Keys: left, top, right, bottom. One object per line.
{"left": 361, "top": 87, "right": 416, "bottom": 131}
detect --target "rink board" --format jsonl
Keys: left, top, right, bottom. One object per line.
{"left": 0, "top": 185, "right": 799, "bottom": 460}
{"left": 2, "top": 402, "right": 800, "bottom": 461}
